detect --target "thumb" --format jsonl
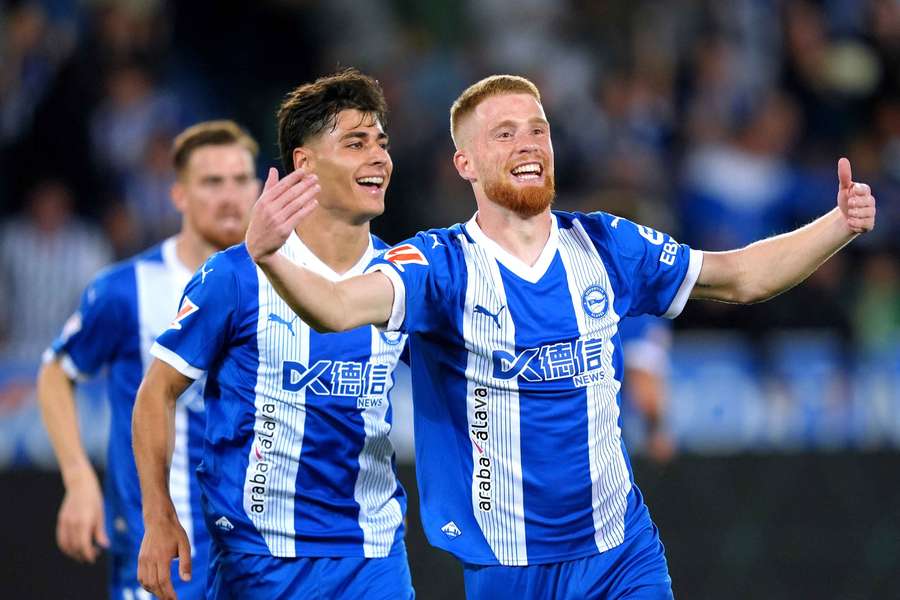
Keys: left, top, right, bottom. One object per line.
{"left": 262, "top": 167, "right": 279, "bottom": 194}
{"left": 177, "top": 533, "right": 192, "bottom": 582}
{"left": 837, "top": 157, "right": 852, "bottom": 191}
{"left": 94, "top": 517, "right": 109, "bottom": 548}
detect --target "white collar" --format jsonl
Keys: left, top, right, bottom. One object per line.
{"left": 464, "top": 212, "right": 559, "bottom": 284}
{"left": 161, "top": 236, "right": 194, "bottom": 282}
{"left": 282, "top": 231, "right": 375, "bottom": 282}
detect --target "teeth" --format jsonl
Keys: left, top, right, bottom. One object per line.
{"left": 511, "top": 163, "right": 541, "bottom": 175}
{"left": 357, "top": 176, "right": 384, "bottom": 185}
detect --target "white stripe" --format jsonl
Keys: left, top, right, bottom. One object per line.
{"left": 354, "top": 329, "right": 406, "bottom": 557}
{"left": 136, "top": 249, "right": 199, "bottom": 548}
{"left": 243, "top": 246, "right": 309, "bottom": 557}
{"left": 365, "top": 264, "right": 406, "bottom": 332}
{"left": 664, "top": 249, "right": 703, "bottom": 318}
{"left": 150, "top": 343, "right": 204, "bottom": 380}
{"left": 560, "top": 221, "right": 631, "bottom": 553}
{"left": 461, "top": 234, "right": 528, "bottom": 566}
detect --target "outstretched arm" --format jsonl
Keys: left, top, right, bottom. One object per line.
{"left": 133, "top": 359, "right": 194, "bottom": 600}
{"left": 245, "top": 167, "right": 394, "bottom": 332}
{"left": 36, "top": 359, "right": 109, "bottom": 563}
{"left": 691, "top": 158, "right": 876, "bottom": 304}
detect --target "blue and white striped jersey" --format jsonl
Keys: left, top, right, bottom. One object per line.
{"left": 44, "top": 238, "right": 208, "bottom": 557}
{"left": 151, "top": 233, "right": 408, "bottom": 558}
{"left": 368, "top": 210, "right": 702, "bottom": 566}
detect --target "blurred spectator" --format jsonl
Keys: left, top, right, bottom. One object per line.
{"left": 0, "top": 180, "right": 112, "bottom": 360}
{"left": 121, "top": 131, "right": 179, "bottom": 246}
{"left": 0, "top": 2, "right": 76, "bottom": 143}
{"left": 853, "top": 252, "right": 900, "bottom": 353}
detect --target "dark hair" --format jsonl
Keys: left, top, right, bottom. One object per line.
{"left": 277, "top": 68, "right": 388, "bottom": 173}
{"left": 172, "top": 120, "right": 259, "bottom": 175}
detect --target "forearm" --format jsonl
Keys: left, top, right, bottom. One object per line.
{"left": 132, "top": 378, "right": 179, "bottom": 520}
{"left": 36, "top": 361, "right": 96, "bottom": 487}
{"left": 695, "top": 208, "right": 855, "bottom": 303}
{"left": 256, "top": 253, "right": 346, "bottom": 332}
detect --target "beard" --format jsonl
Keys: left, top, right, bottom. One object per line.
{"left": 483, "top": 173, "right": 555, "bottom": 218}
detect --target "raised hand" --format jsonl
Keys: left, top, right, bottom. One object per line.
{"left": 56, "top": 471, "right": 109, "bottom": 563}
{"left": 137, "top": 514, "right": 192, "bottom": 600}
{"left": 836, "top": 157, "right": 877, "bottom": 234}
{"left": 246, "top": 167, "right": 320, "bottom": 263}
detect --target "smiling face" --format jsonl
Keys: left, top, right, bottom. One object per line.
{"left": 454, "top": 93, "right": 555, "bottom": 217}
{"left": 296, "top": 109, "right": 392, "bottom": 224}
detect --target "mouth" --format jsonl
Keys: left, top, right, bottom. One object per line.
{"left": 355, "top": 175, "right": 386, "bottom": 194}
{"left": 509, "top": 161, "right": 544, "bottom": 183}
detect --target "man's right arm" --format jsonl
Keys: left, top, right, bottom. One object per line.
{"left": 36, "top": 359, "right": 108, "bottom": 563}
{"left": 245, "top": 166, "right": 394, "bottom": 332}
{"left": 132, "top": 359, "right": 194, "bottom": 600}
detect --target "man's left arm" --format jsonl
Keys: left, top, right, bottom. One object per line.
{"left": 691, "top": 158, "right": 876, "bottom": 304}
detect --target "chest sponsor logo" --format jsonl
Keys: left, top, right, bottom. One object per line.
{"left": 282, "top": 360, "right": 392, "bottom": 408}
{"left": 491, "top": 338, "right": 606, "bottom": 387}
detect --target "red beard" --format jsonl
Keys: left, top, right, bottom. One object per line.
{"left": 483, "top": 173, "right": 555, "bottom": 217}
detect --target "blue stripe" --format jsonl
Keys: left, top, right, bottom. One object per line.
{"left": 500, "top": 256, "right": 598, "bottom": 560}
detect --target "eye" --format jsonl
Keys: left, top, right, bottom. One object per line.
{"left": 533, "top": 128, "right": 545, "bottom": 136}
{"left": 347, "top": 141, "right": 363, "bottom": 149}
{"left": 496, "top": 131, "right": 513, "bottom": 140}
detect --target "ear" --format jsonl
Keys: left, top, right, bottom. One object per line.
{"left": 453, "top": 149, "right": 476, "bottom": 182}
{"left": 293, "top": 147, "right": 312, "bottom": 172}
{"left": 170, "top": 180, "right": 187, "bottom": 213}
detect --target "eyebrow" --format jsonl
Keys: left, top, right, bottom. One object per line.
{"left": 490, "top": 117, "right": 550, "bottom": 131}
{"left": 339, "top": 131, "right": 389, "bottom": 142}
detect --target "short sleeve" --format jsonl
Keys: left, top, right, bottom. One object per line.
{"left": 150, "top": 253, "right": 237, "bottom": 380}
{"left": 585, "top": 213, "right": 703, "bottom": 319}
{"left": 43, "top": 272, "right": 126, "bottom": 380}
{"left": 364, "top": 233, "right": 439, "bottom": 334}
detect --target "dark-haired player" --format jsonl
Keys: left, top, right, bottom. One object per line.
{"left": 38, "top": 120, "right": 260, "bottom": 599}
{"left": 133, "top": 69, "right": 413, "bottom": 600}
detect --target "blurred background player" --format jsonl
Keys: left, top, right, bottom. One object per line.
{"left": 619, "top": 314, "right": 675, "bottom": 465}
{"left": 133, "top": 69, "right": 413, "bottom": 600}
{"left": 36, "top": 120, "right": 260, "bottom": 599}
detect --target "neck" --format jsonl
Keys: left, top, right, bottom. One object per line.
{"left": 294, "top": 209, "right": 371, "bottom": 275}
{"left": 175, "top": 227, "right": 217, "bottom": 272}
{"left": 473, "top": 194, "right": 552, "bottom": 266}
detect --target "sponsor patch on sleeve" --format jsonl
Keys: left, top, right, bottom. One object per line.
{"left": 384, "top": 243, "right": 428, "bottom": 272}
{"left": 168, "top": 296, "right": 199, "bottom": 330}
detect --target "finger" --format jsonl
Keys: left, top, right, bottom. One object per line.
{"left": 261, "top": 167, "right": 309, "bottom": 203}
{"left": 94, "top": 516, "right": 110, "bottom": 549}
{"left": 177, "top": 534, "right": 192, "bottom": 582}
{"left": 56, "top": 518, "right": 74, "bottom": 559}
{"left": 156, "top": 556, "right": 177, "bottom": 600}
{"left": 73, "top": 519, "right": 96, "bottom": 562}
{"left": 261, "top": 167, "right": 279, "bottom": 195}
{"left": 266, "top": 173, "right": 319, "bottom": 215}
{"left": 837, "top": 157, "right": 852, "bottom": 190}
{"left": 851, "top": 183, "right": 871, "bottom": 196}
{"left": 274, "top": 181, "right": 320, "bottom": 222}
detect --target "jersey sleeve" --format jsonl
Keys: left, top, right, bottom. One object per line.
{"left": 364, "top": 233, "right": 440, "bottom": 334}
{"left": 150, "top": 253, "right": 237, "bottom": 380}
{"left": 43, "top": 272, "right": 126, "bottom": 380}
{"left": 587, "top": 212, "right": 703, "bottom": 319}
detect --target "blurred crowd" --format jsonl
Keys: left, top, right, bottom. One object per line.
{"left": 1, "top": 0, "right": 899, "bottom": 361}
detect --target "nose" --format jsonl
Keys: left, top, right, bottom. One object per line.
{"left": 369, "top": 145, "right": 390, "bottom": 167}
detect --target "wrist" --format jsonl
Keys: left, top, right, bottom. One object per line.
{"left": 61, "top": 461, "right": 98, "bottom": 490}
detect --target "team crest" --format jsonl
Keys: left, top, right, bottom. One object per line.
{"left": 380, "top": 331, "right": 403, "bottom": 346}
{"left": 384, "top": 244, "right": 428, "bottom": 272}
{"left": 581, "top": 285, "right": 609, "bottom": 319}
{"left": 168, "top": 296, "right": 199, "bottom": 330}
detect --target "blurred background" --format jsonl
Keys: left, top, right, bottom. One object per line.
{"left": 1, "top": 0, "right": 898, "bottom": 598}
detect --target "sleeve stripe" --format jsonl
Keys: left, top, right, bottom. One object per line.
{"left": 663, "top": 249, "right": 703, "bottom": 319}
{"left": 150, "top": 342, "right": 204, "bottom": 380}
{"left": 365, "top": 264, "right": 406, "bottom": 332}
{"left": 41, "top": 349, "right": 85, "bottom": 381}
